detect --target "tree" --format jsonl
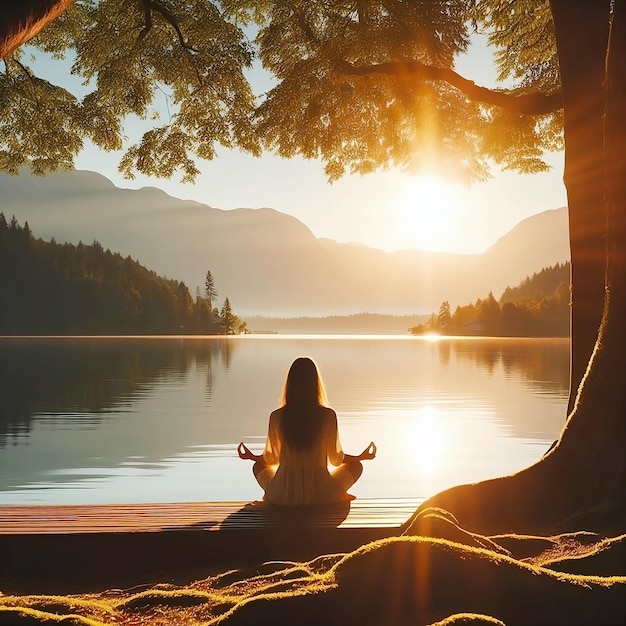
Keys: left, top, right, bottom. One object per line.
{"left": 219, "top": 297, "right": 240, "bottom": 335}
{"left": 1, "top": 0, "right": 624, "bottom": 532}
{"left": 500, "top": 301, "right": 525, "bottom": 336}
{"left": 476, "top": 291, "right": 501, "bottom": 334}
{"left": 204, "top": 270, "right": 218, "bottom": 310}
{"left": 437, "top": 300, "right": 451, "bottom": 329}
{"left": 175, "top": 280, "right": 193, "bottom": 329}
{"left": 191, "top": 296, "right": 213, "bottom": 334}
{"left": 414, "top": 0, "right": 626, "bottom": 533}
{"left": 450, "top": 302, "right": 477, "bottom": 333}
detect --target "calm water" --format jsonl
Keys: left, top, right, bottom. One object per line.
{"left": 0, "top": 336, "right": 570, "bottom": 505}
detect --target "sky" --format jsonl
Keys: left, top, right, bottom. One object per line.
{"left": 40, "top": 34, "right": 567, "bottom": 256}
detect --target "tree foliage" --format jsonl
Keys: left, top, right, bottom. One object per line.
{"left": 245, "top": 0, "right": 563, "bottom": 181}
{"left": 0, "top": 0, "right": 563, "bottom": 184}
{"left": 500, "top": 261, "right": 570, "bottom": 304}
{"left": 220, "top": 296, "right": 246, "bottom": 334}
{"left": 437, "top": 300, "right": 451, "bottom": 328}
{"left": 1, "top": 0, "right": 259, "bottom": 180}
{"left": 204, "top": 269, "right": 218, "bottom": 309}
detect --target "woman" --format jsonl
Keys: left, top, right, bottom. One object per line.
{"left": 238, "top": 356, "right": 376, "bottom": 506}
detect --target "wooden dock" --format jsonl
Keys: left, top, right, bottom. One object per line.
{"left": 0, "top": 497, "right": 422, "bottom": 534}
{"left": 0, "top": 497, "right": 423, "bottom": 592}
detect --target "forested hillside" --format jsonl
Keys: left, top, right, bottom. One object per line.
{"left": 411, "top": 262, "right": 571, "bottom": 337}
{"left": 500, "top": 262, "right": 570, "bottom": 305}
{"left": 0, "top": 214, "right": 229, "bottom": 335}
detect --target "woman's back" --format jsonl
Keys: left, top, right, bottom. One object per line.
{"left": 263, "top": 405, "right": 344, "bottom": 468}
{"left": 259, "top": 405, "right": 350, "bottom": 505}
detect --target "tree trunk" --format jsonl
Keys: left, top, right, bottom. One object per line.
{"left": 411, "top": 0, "right": 626, "bottom": 536}
{"left": 550, "top": 0, "right": 610, "bottom": 414}
{"left": 540, "top": 0, "right": 626, "bottom": 531}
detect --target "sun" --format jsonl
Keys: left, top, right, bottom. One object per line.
{"left": 387, "top": 174, "right": 464, "bottom": 252}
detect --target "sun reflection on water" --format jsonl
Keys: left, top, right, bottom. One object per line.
{"left": 410, "top": 406, "right": 447, "bottom": 476}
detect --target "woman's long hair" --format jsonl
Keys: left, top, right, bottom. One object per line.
{"left": 280, "top": 357, "right": 328, "bottom": 451}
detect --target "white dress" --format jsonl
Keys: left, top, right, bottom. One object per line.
{"left": 256, "top": 406, "right": 356, "bottom": 506}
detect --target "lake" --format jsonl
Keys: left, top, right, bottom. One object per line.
{"left": 0, "top": 335, "right": 570, "bottom": 505}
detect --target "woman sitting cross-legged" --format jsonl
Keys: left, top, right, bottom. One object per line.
{"left": 238, "top": 356, "right": 376, "bottom": 507}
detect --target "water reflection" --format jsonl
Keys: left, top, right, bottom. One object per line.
{"left": 409, "top": 406, "right": 447, "bottom": 476}
{"left": 0, "top": 336, "right": 569, "bottom": 504}
{"left": 0, "top": 337, "right": 229, "bottom": 445}
{"left": 439, "top": 338, "right": 570, "bottom": 440}
{"left": 447, "top": 337, "right": 570, "bottom": 395}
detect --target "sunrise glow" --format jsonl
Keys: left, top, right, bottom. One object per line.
{"left": 385, "top": 174, "right": 465, "bottom": 252}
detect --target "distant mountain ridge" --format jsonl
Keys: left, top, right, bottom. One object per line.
{"left": 0, "top": 169, "right": 570, "bottom": 316}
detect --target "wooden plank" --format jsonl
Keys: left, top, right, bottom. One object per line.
{"left": 0, "top": 497, "right": 423, "bottom": 535}
{"left": 0, "top": 498, "right": 425, "bottom": 592}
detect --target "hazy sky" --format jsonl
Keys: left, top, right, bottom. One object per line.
{"left": 40, "top": 34, "right": 567, "bottom": 255}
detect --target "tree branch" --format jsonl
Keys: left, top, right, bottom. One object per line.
{"left": 343, "top": 59, "right": 563, "bottom": 115}
{"left": 137, "top": 0, "right": 153, "bottom": 42}
{"left": 136, "top": 0, "right": 202, "bottom": 85}
{"left": 148, "top": 1, "right": 198, "bottom": 53}
{"left": 0, "top": 0, "right": 76, "bottom": 60}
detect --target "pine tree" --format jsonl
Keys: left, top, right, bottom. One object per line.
{"left": 219, "top": 297, "right": 235, "bottom": 335}
{"left": 204, "top": 270, "right": 218, "bottom": 310}
{"left": 438, "top": 301, "right": 451, "bottom": 329}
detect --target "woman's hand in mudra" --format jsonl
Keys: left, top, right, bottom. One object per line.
{"left": 358, "top": 442, "right": 377, "bottom": 461}
{"left": 237, "top": 442, "right": 258, "bottom": 461}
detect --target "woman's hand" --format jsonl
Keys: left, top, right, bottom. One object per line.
{"left": 358, "top": 442, "right": 377, "bottom": 461}
{"left": 237, "top": 442, "right": 258, "bottom": 461}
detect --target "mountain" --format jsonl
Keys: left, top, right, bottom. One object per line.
{"left": 0, "top": 169, "right": 570, "bottom": 316}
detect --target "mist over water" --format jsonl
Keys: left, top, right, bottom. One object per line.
{"left": 0, "top": 336, "right": 569, "bottom": 505}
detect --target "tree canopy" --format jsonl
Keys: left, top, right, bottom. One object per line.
{"left": 1, "top": 0, "right": 563, "bottom": 184}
